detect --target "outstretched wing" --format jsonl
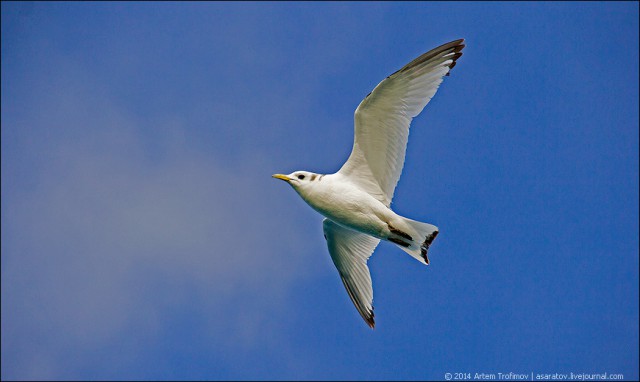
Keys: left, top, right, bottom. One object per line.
{"left": 323, "top": 219, "right": 380, "bottom": 328}
{"left": 338, "top": 39, "right": 465, "bottom": 206}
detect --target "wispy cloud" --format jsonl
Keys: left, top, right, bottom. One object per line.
{"left": 1, "top": 29, "right": 319, "bottom": 379}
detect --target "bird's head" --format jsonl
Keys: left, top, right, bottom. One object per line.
{"left": 272, "top": 171, "right": 319, "bottom": 194}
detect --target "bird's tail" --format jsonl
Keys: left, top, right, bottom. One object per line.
{"left": 387, "top": 217, "right": 439, "bottom": 265}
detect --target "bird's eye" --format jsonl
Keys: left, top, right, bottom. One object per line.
{"left": 297, "top": 174, "right": 305, "bottom": 180}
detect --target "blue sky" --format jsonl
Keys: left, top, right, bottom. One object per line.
{"left": 1, "top": 2, "right": 638, "bottom": 380}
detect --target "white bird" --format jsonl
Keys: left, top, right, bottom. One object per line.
{"left": 273, "top": 39, "right": 465, "bottom": 328}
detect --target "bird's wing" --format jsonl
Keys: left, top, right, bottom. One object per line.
{"left": 338, "top": 39, "right": 465, "bottom": 206}
{"left": 323, "top": 219, "right": 380, "bottom": 328}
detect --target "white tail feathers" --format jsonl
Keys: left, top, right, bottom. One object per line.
{"left": 387, "top": 217, "right": 439, "bottom": 265}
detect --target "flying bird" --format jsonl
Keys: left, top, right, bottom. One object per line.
{"left": 273, "top": 39, "right": 465, "bottom": 328}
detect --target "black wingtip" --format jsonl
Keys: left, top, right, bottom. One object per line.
{"left": 366, "top": 312, "right": 375, "bottom": 329}
{"left": 446, "top": 44, "right": 465, "bottom": 75}
{"left": 398, "top": 38, "right": 466, "bottom": 76}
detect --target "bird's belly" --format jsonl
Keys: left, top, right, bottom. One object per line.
{"left": 306, "top": 185, "right": 390, "bottom": 238}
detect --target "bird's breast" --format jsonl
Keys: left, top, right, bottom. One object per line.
{"left": 300, "top": 176, "right": 389, "bottom": 237}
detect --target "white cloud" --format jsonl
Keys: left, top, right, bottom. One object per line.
{"left": 1, "top": 39, "right": 318, "bottom": 379}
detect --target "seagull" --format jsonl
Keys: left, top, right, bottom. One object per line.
{"left": 273, "top": 39, "right": 465, "bottom": 328}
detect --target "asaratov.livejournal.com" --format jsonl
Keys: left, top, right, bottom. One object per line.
{"left": 443, "top": 371, "right": 624, "bottom": 381}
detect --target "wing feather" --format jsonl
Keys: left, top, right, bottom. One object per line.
{"left": 338, "top": 39, "right": 465, "bottom": 206}
{"left": 323, "top": 219, "right": 380, "bottom": 328}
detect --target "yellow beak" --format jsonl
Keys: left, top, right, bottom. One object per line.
{"left": 272, "top": 174, "right": 291, "bottom": 182}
